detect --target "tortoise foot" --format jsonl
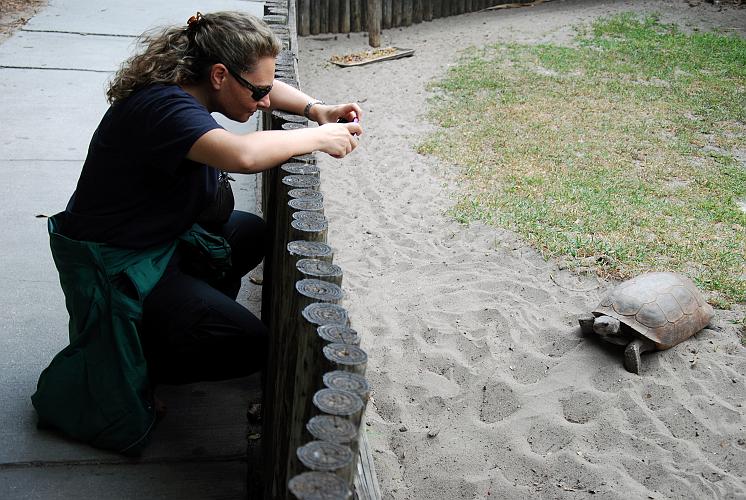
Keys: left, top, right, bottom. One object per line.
{"left": 624, "top": 342, "right": 642, "bottom": 374}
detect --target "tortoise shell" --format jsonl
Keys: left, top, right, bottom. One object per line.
{"left": 593, "top": 272, "right": 714, "bottom": 349}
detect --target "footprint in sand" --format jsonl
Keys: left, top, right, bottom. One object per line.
{"left": 526, "top": 420, "right": 575, "bottom": 456}
{"left": 507, "top": 350, "right": 553, "bottom": 385}
{"left": 559, "top": 389, "right": 605, "bottom": 424}
{"left": 479, "top": 379, "right": 521, "bottom": 424}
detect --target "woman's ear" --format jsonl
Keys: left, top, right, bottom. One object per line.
{"left": 209, "top": 63, "right": 228, "bottom": 90}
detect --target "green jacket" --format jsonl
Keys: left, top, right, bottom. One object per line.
{"left": 32, "top": 213, "right": 230, "bottom": 455}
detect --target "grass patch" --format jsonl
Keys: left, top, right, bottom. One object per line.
{"left": 419, "top": 13, "right": 746, "bottom": 306}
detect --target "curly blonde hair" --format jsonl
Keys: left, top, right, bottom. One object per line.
{"left": 107, "top": 11, "right": 281, "bottom": 103}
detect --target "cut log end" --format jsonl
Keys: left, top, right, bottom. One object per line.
{"left": 288, "top": 471, "right": 352, "bottom": 500}
{"left": 282, "top": 174, "right": 321, "bottom": 189}
{"left": 283, "top": 163, "right": 321, "bottom": 176}
{"left": 287, "top": 240, "right": 333, "bottom": 260}
{"left": 317, "top": 325, "right": 360, "bottom": 345}
{"left": 296, "top": 279, "right": 344, "bottom": 302}
{"left": 323, "top": 343, "right": 368, "bottom": 368}
{"left": 291, "top": 217, "right": 329, "bottom": 233}
{"left": 289, "top": 198, "right": 324, "bottom": 211}
{"left": 306, "top": 415, "right": 358, "bottom": 444}
{"left": 288, "top": 188, "right": 324, "bottom": 201}
{"left": 297, "top": 441, "right": 354, "bottom": 472}
{"left": 312, "top": 388, "right": 363, "bottom": 417}
{"left": 302, "top": 303, "right": 349, "bottom": 326}
{"left": 323, "top": 370, "right": 369, "bottom": 399}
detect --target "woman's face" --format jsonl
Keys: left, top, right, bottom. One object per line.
{"left": 219, "top": 56, "right": 275, "bottom": 122}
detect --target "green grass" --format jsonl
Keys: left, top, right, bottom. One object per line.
{"left": 419, "top": 13, "right": 746, "bottom": 306}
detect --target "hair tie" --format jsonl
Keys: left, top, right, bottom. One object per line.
{"left": 187, "top": 12, "right": 204, "bottom": 30}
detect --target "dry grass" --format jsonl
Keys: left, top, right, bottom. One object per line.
{"left": 0, "top": 0, "right": 46, "bottom": 41}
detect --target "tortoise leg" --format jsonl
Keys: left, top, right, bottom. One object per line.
{"left": 623, "top": 338, "right": 657, "bottom": 374}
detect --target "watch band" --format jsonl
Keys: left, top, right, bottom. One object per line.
{"left": 303, "top": 100, "right": 324, "bottom": 119}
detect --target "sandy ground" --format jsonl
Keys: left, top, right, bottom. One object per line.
{"left": 298, "top": 1, "right": 746, "bottom": 498}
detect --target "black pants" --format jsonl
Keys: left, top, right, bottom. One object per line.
{"left": 140, "top": 211, "right": 268, "bottom": 385}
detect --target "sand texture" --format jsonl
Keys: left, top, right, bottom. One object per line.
{"left": 297, "top": 1, "right": 746, "bottom": 498}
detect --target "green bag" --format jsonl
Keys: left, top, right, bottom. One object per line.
{"left": 32, "top": 214, "right": 231, "bottom": 455}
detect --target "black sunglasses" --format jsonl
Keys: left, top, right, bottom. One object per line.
{"left": 226, "top": 66, "right": 273, "bottom": 101}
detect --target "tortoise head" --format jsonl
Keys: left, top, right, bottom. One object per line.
{"left": 592, "top": 315, "right": 629, "bottom": 346}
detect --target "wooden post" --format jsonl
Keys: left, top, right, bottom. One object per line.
{"left": 367, "top": 0, "right": 381, "bottom": 47}
{"left": 413, "top": 0, "right": 422, "bottom": 23}
{"left": 340, "top": 0, "right": 351, "bottom": 33}
{"left": 288, "top": 187, "right": 323, "bottom": 202}
{"left": 297, "top": 441, "right": 355, "bottom": 483}
{"left": 392, "top": 0, "right": 401, "bottom": 28}
{"left": 299, "top": 0, "right": 311, "bottom": 35}
{"left": 323, "top": 371, "right": 370, "bottom": 403}
{"left": 318, "top": 370, "right": 369, "bottom": 483}
{"left": 302, "top": 302, "right": 349, "bottom": 328}
{"left": 323, "top": 343, "right": 368, "bottom": 376}
{"left": 267, "top": 6, "right": 290, "bottom": 16}
{"left": 264, "top": 184, "right": 325, "bottom": 500}
{"left": 317, "top": 324, "right": 360, "bottom": 346}
{"left": 350, "top": 0, "right": 362, "bottom": 32}
{"left": 311, "top": 0, "right": 320, "bottom": 34}
{"left": 306, "top": 414, "right": 358, "bottom": 444}
{"left": 329, "top": 0, "right": 340, "bottom": 33}
{"left": 292, "top": 211, "right": 327, "bottom": 224}
{"left": 266, "top": 171, "right": 320, "bottom": 329}
{"left": 312, "top": 388, "right": 364, "bottom": 428}
{"left": 296, "top": 259, "right": 343, "bottom": 285}
{"left": 320, "top": 0, "right": 329, "bottom": 33}
{"left": 286, "top": 292, "right": 351, "bottom": 481}
{"left": 382, "top": 0, "right": 392, "bottom": 28}
{"left": 288, "top": 197, "right": 324, "bottom": 214}
{"left": 287, "top": 240, "right": 334, "bottom": 263}
{"left": 273, "top": 111, "right": 308, "bottom": 125}
{"left": 265, "top": 13, "right": 290, "bottom": 24}
{"left": 303, "top": 413, "right": 361, "bottom": 492}
{"left": 288, "top": 471, "right": 352, "bottom": 500}
{"left": 283, "top": 163, "right": 320, "bottom": 177}
{"left": 267, "top": 275, "right": 341, "bottom": 500}
{"left": 288, "top": 330, "right": 365, "bottom": 466}
{"left": 424, "top": 0, "right": 433, "bottom": 20}
{"left": 403, "top": 0, "right": 412, "bottom": 25}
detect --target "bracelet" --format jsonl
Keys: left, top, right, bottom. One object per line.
{"left": 303, "top": 100, "right": 324, "bottom": 119}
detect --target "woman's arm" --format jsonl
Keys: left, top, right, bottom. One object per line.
{"left": 265, "top": 80, "right": 363, "bottom": 124}
{"left": 187, "top": 80, "right": 365, "bottom": 173}
{"left": 186, "top": 121, "right": 363, "bottom": 174}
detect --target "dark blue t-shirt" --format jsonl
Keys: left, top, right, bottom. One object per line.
{"left": 63, "top": 84, "right": 224, "bottom": 248}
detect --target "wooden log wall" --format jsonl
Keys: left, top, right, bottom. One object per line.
{"left": 297, "top": 0, "right": 524, "bottom": 35}
{"left": 258, "top": 3, "right": 382, "bottom": 499}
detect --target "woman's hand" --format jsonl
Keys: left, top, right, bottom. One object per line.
{"left": 312, "top": 102, "right": 363, "bottom": 125}
{"left": 315, "top": 122, "right": 363, "bottom": 158}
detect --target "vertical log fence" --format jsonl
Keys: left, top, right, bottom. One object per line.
{"left": 255, "top": 3, "right": 381, "bottom": 499}
{"left": 298, "top": 0, "right": 526, "bottom": 36}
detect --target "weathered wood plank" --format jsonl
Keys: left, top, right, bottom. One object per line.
{"left": 354, "top": 431, "right": 382, "bottom": 500}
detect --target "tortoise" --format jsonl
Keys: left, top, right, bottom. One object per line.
{"left": 578, "top": 272, "right": 714, "bottom": 374}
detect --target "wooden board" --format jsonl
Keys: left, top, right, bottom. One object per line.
{"left": 330, "top": 47, "right": 414, "bottom": 67}
{"left": 482, "top": 0, "right": 552, "bottom": 11}
{"left": 354, "top": 431, "right": 383, "bottom": 500}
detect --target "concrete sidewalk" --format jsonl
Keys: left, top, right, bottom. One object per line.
{"left": 0, "top": 1, "right": 266, "bottom": 498}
